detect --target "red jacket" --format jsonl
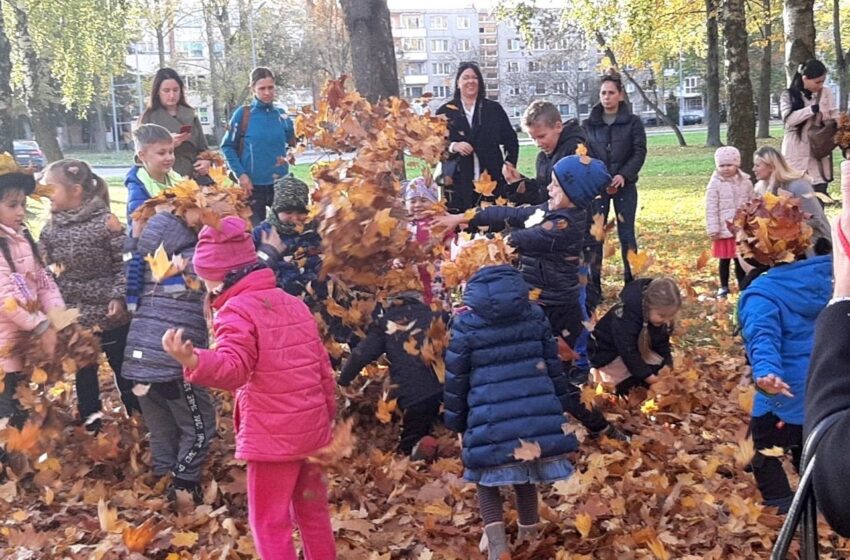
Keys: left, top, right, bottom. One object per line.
{"left": 184, "top": 267, "right": 335, "bottom": 462}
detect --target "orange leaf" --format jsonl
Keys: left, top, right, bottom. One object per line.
{"left": 473, "top": 170, "right": 497, "bottom": 197}
{"left": 575, "top": 512, "right": 593, "bottom": 539}
{"left": 122, "top": 518, "right": 159, "bottom": 553}
{"left": 696, "top": 249, "right": 711, "bottom": 270}
{"left": 375, "top": 208, "right": 398, "bottom": 237}
{"left": 529, "top": 288, "right": 542, "bottom": 301}
{"left": 511, "top": 439, "right": 541, "bottom": 462}
{"left": 376, "top": 393, "right": 398, "bottom": 423}
{"left": 557, "top": 338, "right": 579, "bottom": 362}
{"left": 5, "top": 421, "right": 40, "bottom": 454}
{"left": 626, "top": 249, "right": 654, "bottom": 276}
{"left": 403, "top": 336, "right": 420, "bottom": 356}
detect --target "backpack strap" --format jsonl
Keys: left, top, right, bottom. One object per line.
{"left": 236, "top": 103, "right": 252, "bottom": 157}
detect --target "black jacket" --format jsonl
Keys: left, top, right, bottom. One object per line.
{"left": 338, "top": 294, "right": 444, "bottom": 409}
{"left": 589, "top": 279, "right": 672, "bottom": 382}
{"left": 582, "top": 103, "right": 647, "bottom": 188}
{"left": 805, "top": 300, "right": 850, "bottom": 537}
{"left": 507, "top": 120, "right": 586, "bottom": 206}
{"left": 436, "top": 98, "right": 519, "bottom": 212}
{"left": 471, "top": 204, "right": 586, "bottom": 307}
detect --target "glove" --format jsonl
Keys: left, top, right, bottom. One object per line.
{"left": 811, "top": 104, "right": 820, "bottom": 114}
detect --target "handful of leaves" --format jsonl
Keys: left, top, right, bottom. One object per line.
{"left": 130, "top": 178, "right": 251, "bottom": 232}
{"left": 731, "top": 192, "right": 812, "bottom": 266}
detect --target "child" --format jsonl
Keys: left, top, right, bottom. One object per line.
{"left": 436, "top": 154, "right": 626, "bottom": 439}
{"left": 39, "top": 160, "right": 140, "bottom": 429}
{"left": 404, "top": 176, "right": 454, "bottom": 309}
{"left": 125, "top": 124, "right": 182, "bottom": 224}
{"left": 162, "top": 216, "right": 337, "bottom": 560}
{"left": 735, "top": 194, "right": 831, "bottom": 513}
{"left": 704, "top": 146, "right": 754, "bottom": 298}
{"left": 121, "top": 194, "right": 216, "bottom": 503}
{"left": 0, "top": 156, "right": 64, "bottom": 429}
{"left": 444, "top": 264, "right": 578, "bottom": 559}
{"left": 502, "top": 100, "right": 587, "bottom": 206}
{"left": 588, "top": 278, "right": 681, "bottom": 395}
{"left": 338, "top": 289, "right": 445, "bottom": 458}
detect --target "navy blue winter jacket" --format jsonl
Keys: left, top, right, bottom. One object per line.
{"left": 444, "top": 265, "right": 578, "bottom": 470}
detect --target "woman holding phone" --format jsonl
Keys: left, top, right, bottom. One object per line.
{"left": 139, "top": 67, "right": 210, "bottom": 179}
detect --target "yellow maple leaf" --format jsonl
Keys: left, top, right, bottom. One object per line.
{"left": 626, "top": 249, "right": 654, "bottom": 276}
{"left": 473, "top": 170, "right": 497, "bottom": 197}
{"left": 511, "top": 439, "right": 541, "bottom": 462}
{"left": 640, "top": 398, "right": 658, "bottom": 415}
{"left": 145, "top": 243, "right": 175, "bottom": 282}
{"left": 171, "top": 531, "right": 199, "bottom": 548}
{"left": 574, "top": 512, "right": 593, "bottom": 539}
{"left": 375, "top": 393, "right": 398, "bottom": 423}
{"left": 375, "top": 208, "right": 398, "bottom": 237}
{"left": 529, "top": 288, "right": 542, "bottom": 301}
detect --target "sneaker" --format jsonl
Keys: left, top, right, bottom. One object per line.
{"left": 716, "top": 287, "right": 729, "bottom": 299}
{"left": 410, "top": 436, "right": 439, "bottom": 462}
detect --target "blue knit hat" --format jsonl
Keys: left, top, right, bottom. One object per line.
{"left": 552, "top": 155, "right": 611, "bottom": 209}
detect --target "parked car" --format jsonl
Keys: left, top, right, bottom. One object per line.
{"left": 13, "top": 140, "right": 46, "bottom": 171}
{"left": 681, "top": 114, "right": 703, "bottom": 125}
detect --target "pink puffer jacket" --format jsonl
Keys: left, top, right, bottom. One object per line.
{"left": 184, "top": 267, "right": 336, "bottom": 462}
{"left": 704, "top": 171, "right": 754, "bottom": 239}
{"left": 0, "top": 224, "right": 65, "bottom": 372}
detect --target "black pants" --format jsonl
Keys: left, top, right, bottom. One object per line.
{"left": 812, "top": 182, "right": 829, "bottom": 208}
{"left": 719, "top": 258, "right": 746, "bottom": 290}
{"left": 76, "top": 322, "right": 140, "bottom": 420}
{"left": 249, "top": 184, "right": 274, "bottom": 227}
{"left": 585, "top": 183, "right": 639, "bottom": 301}
{"left": 398, "top": 393, "right": 442, "bottom": 455}
{"left": 0, "top": 372, "right": 25, "bottom": 429}
{"left": 750, "top": 412, "right": 802, "bottom": 508}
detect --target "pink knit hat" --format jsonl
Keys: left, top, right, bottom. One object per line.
{"left": 193, "top": 216, "right": 257, "bottom": 281}
{"left": 715, "top": 146, "right": 741, "bottom": 167}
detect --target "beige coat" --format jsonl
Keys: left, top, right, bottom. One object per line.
{"left": 780, "top": 86, "right": 837, "bottom": 184}
{"left": 705, "top": 171, "right": 755, "bottom": 238}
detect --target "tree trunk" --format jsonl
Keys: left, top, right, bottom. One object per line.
{"left": 339, "top": 0, "right": 399, "bottom": 102}
{"left": 783, "top": 0, "right": 815, "bottom": 84}
{"left": 724, "top": 0, "right": 757, "bottom": 173}
{"left": 0, "top": 0, "right": 14, "bottom": 154}
{"left": 156, "top": 27, "right": 166, "bottom": 69}
{"left": 92, "top": 103, "right": 107, "bottom": 153}
{"left": 203, "top": 5, "right": 226, "bottom": 141}
{"left": 12, "top": 1, "right": 62, "bottom": 161}
{"left": 834, "top": 0, "right": 848, "bottom": 112}
{"left": 705, "top": 0, "right": 722, "bottom": 146}
{"left": 757, "top": 0, "right": 774, "bottom": 137}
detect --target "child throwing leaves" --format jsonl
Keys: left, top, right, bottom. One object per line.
{"left": 444, "top": 264, "right": 577, "bottom": 559}
{"left": 734, "top": 193, "right": 831, "bottom": 513}
{"left": 704, "top": 146, "right": 754, "bottom": 298}
{"left": 0, "top": 155, "right": 64, "bottom": 430}
{"left": 588, "top": 278, "right": 681, "bottom": 395}
{"left": 163, "top": 216, "right": 337, "bottom": 560}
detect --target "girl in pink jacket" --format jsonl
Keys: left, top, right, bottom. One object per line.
{"left": 0, "top": 161, "right": 65, "bottom": 431}
{"left": 162, "top": 216, "right": 336, "bottom": 560}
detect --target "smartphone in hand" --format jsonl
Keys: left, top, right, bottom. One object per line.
{"left": 179, "top": 124, "right": 192, "bottom": 134}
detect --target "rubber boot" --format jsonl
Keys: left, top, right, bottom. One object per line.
{"left": 516, "top": 523, "right": 538, "bottom": 546}
{"left": 479, "top": 522, "right": 511, "bottom": 560}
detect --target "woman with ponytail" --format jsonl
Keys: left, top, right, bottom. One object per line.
{"left": 40, "top": 159, "right": 141, "bottom": 430}
{"left": 588, "top": 277, "right": 681, "bottom": 395}
{"left": 780, "top": 59, "right": 837, "bottom": 200}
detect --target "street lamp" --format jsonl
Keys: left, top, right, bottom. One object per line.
{"left": 249, "top": 1, "right": 267, "bottom": 68}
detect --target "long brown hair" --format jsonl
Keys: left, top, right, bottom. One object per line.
{"left": 45, "top": 159, "right": 110, "bottom": 206}
{"left": 638, "top": 278, "right": 682, "bottom": 364}
{"left": 142, "top": 67, "right": 192, "bottom": 121}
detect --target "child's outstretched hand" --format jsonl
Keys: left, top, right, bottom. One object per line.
{"left": 432, "top": 213, "right": 468, "bottom": 231}
{"left": 162, "top": 328, "right": 199, "bottom": 369}
{"left": 756, "top": 374, "right": 794, "bottom": 397}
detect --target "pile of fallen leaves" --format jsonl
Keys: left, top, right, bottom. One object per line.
{"left": 441, "top": 234, "right": 516, "bottom": 288}
{"left": 731, "top": 192, "right": 812, "bottom": 266}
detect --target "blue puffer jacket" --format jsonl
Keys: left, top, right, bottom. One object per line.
{"left": 739, "top": 255, "right": 832, "bottom": 425}
{"left": 220, "top": 98, "right": 295, "bottom": 186}
{"left": 444, "top": 265, "right": 578, "bottom": 470}
{"left": 124, "top": 166, "right": 148, "bottom": 224}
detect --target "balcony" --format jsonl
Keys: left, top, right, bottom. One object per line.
{"left": 404, "top": 74, "right": 429, "bottom": 85}
{"left": 393, "top": 27, "right": 427, "bottom": 38}
{"left": 399, "top": 51, "right": 428, "bottom": 61}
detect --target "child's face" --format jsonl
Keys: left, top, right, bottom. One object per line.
{"left": 717, "top": 163, "right": 738, "bottom": 179}
{"left": 406, "top": 196, "right": 434, "bottom": 220}
{"left": 277, "top": 210, "right": 307, "bottom": 226}
{"left": 43, "top": 169, "right": 81, "bottom": 212}
{"left": 138, "top": 141, "right": 175, "bottom": 179}
{"left": 547, "top": 174, "right": 573, "bottom": 210}
{"left": 527, "top": 121, "right": 563, "bottom": 155}
{"left": 0, "top": 189, "right": 27, "bottom": 232}
{"left": 647, "top": 305, "right": 679, "bottom": 327}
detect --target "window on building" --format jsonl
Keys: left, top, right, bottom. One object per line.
{"left": 509, "top": 85, "right": 521, "bottom": 96}
{"left": 432, "top": 62, "right": 452, "bottom": 75}
{"left": 431, "top": 39, "right": 449, "bottom": 52}
{"left": 179, "top": 41, "right": 204, "bottom": 58}
{"left": 185, "top": 75, "right": 208, "bottom": 91}
{"left": 532, "top": 37, "right": 546, "bottom": 50}
{"left": 401, "top": 14, "right": 423, "bottom": 29}
{"left": 558, "top": 104, "right": 571, "bottom": 115}
{"left": 507, "top": 38, "right": 520, "bottom": 51}
{"left": 404, "top": 62, "right": 426, "bottom": 75}
{"left": 433, "top": 85, "right": 451, "bottom": 97}
{"left": 402, "top": 38, "right": 425, "bottom": 52}
{"left": 551, "top": 60, "right": 568, "bottom": 72}
{"left": 431, "top": 16, "right": 447, "bottom": 29}
{"left": 684, "top": 76, "right": 700, "bottom": 94}
{"left": 506, "top": 61, "right": 519, "bottom": 73}
{"left": 457, "top": 39, "right": 471, "bottom": 52}
{"left": 481, "top": 37, "right": 496, "bottom": 46}
{"left": 535, "top": 83, "right": 546, "bottom": 94}
{"left": 579, "top": 103, "right": 589, "bottom": 115}
{"left": 528, "top": 61, "right": 541, "bottom": 72}
{"left": 625, "top": 82, "right": 636, "bottom": 93}
{"left": 579, "top": 80, "right": 588, "bottom": 93}
{"left": 197, "top": 107, "right": 210, "bottom": 125}
{"left": 553, "top": 82, "right": 567, "bottom": 94}
{"left": 404, "top": 86, "right": 424, "bottom": 98}
{"left": 457, "top": 16, "right": 470, "bottom": 29}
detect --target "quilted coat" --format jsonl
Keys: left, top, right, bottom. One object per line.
{"left": 780, "top": 85, "right": 837, "bottom": 184}
{"left": 443, "top": 265, "right": 578, "bottom": 470}
{"left": 0, "top": 224, "right": 65, "bottom": 372}
{"left": 704, "top": 171, "right": 755, "bottom": 239}
{"left": 184, "top": 267, "right": 336, "bottom": 462}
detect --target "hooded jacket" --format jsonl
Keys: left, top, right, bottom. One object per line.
{"left": 184, "top": 267, "right": 336, "bottom": 462}
{"left": 220, "top": 98, "right": 295, "bottom": 186}
{"left": 507, "top": 119, "right": 587, "bottom": 206}
{"left": 739, "top": 255, "right": 832, "bottom": 425}
{"left": 443, "top": 265, "right": 578, "bottom": 470}
{"left": 582, "top": 102, "right": 647, "bottom": 188}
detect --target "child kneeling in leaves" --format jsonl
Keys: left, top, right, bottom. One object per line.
{"left": 444, "top": 264, "right": 577, "bottom": 559}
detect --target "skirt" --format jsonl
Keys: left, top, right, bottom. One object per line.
{"left": 465, "top": 454, "right": 574, "bottom": 486}
{"left": 712, "top": 237, "right": 736, "bottom": 259}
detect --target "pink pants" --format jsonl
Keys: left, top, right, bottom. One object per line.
{"left": 247, "top": 460, "right": 336, "bottom": 560}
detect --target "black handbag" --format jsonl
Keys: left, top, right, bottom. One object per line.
{"left": 434, "top": 157, "right": 460, "bottom": 188}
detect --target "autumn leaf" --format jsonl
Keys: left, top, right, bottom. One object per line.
{"left": 145, "top": 243, "right": 178, "bottom": 282}
{"left": 308, "top": 417, "right": 355, "bottom": 466}
{"left": 495, "top": 196, "right": 509, "bottom": 206}
{"left": 524, "top": 208, "right": 546, "bottom": 228}
{"left": 734, "top": 436, "right": 755, "bottom": 467}
{"left": 374, "top": 208, "right": 398, "bottom": 237}
{"left": 529, "top": 288, "right": 542, "bottom": 301}
{"left": 386, "top": 320, "right": 414, "bottom": 335}
{"left": 5, "top": 421, "right": 40, "bottom": 455}
{"left": 122, "top": 518, "right": 159, "bottom": 553}
{"left": 737, "top": 384, "right": 755, "bottom": 414}
{"left": 47, "top": 307, "right": 80, "bottom": 331}
{"left": 627, "top": 249, "right": 655, "bottom": 276}
{"left": 511, "top": 439, "right": 541, "bottom": 462}
{"left": 31, "top": 368, "right": 48, "bottom": 385}
{"left": 640, "top": 398, "right": 659, "bottom": 415}
{"left": 759, "top": 446, "right": 786, "bottom": 457}
{"left": 3, "top": 297, "right": 18, "bottom": 313}
{"left": 647, "top": 536, "right": 671, "bottom": 560}
{"left": 696, "top": 249, "right": 711, "bottom": 270}
{"left": 473, "top": 170, "right": 497, "bottom": 197}
{"left": 590, "top": 213, "right": 608, "bottom": 242}
{"left": 557, "top": 337, "right": 579, "bottom": 362}
{"left": 375, "top": 393, "right": 398, "bottom": 423}
{"left": 574, "top": 512, "right": 593, "bottom": 539}
{"left": 171, "top": 531, "right": 199, "bottom": 548}
{"left": 403, "top": 336, "right": 419, "bottom": 356}
{"left": 97, "top": 498, "right": 121, "bottom": 533}
{"left": 48, "top": 262, "right": 66, "bottom": 277}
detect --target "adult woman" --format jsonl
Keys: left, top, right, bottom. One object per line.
{"left": 753, "top": 146, "right": 832, "bottom": 252}
{"left": 582, "top": 70, "right": 647, "bottom": 306}
{"left": 139, "top": 68, "right": 210, "bottom": 179}
{"left": 436, "top": 62, "right": 518, "bottom": 213}
{"left": 221, "top": 67, "right": 295, "bottom": 225}
{"left": 780, "top": 59, "right": 837, "bottom": 200}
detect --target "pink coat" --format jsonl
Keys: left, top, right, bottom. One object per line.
{"left": 780, "top": 86, "right": 838, "bottom": 184}
{"left": 184, "top": 267, "right": 336, "bottom": 462}
{"left": 0, "top": 224, "right": 65, "bottom": 372}
{"left": 704, "top": 171, "right": 754, "bottom": 239}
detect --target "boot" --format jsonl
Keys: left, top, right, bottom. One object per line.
{"left": 516, "top": 523, "right": 538, "bottom": 546}
{"left": 479, "top": 522, "right": 511, "bottom": 560}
